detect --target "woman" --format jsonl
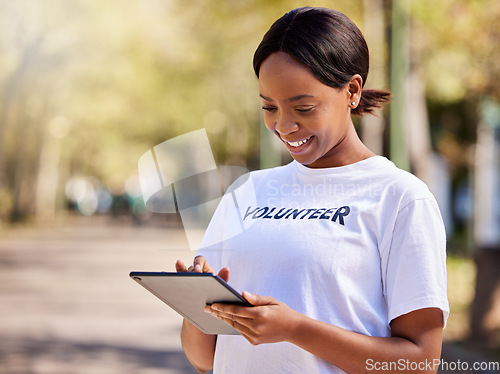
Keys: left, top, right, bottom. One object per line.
{"left": 176, "top": 7, "right": 448, "bottom": 373}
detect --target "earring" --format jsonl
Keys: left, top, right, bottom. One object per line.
{"left": 351, "top": 102, "right": 356, "bottom": 106}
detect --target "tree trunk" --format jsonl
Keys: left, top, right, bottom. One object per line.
{"left": 470, "top": 98, "right": 500, "bottom": 345}
{"left": 361, "top": 0, "right": 386, "bottom": 155}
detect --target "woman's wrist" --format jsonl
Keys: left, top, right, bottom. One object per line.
{"left": 286, "top": 310, "right": 317, "bottom": 346}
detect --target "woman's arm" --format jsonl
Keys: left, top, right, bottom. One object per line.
{"left": 206, "top": 292, "right": 444, "bottom": 374}
{"left": 175, "top": 257, "right": 230, "bottom": 373}
{"left": 180, "top": 319, "right": 216, "bottom": 373}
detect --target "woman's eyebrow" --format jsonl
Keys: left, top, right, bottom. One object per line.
{"left": 286, "top": 94, "right": 317, "bottom": 102}
{"left": 259, "top": 93, "right": 273, "bottom": 101}
{"left": 259, "top": 93, "right": 317, "bottom": 102}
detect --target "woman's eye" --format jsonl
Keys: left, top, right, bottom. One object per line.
{"left": 262, "top": 106, "right": 277, "bottom": 112}
{"left": 296, "top": 107, "right": 314, "bottom": 113}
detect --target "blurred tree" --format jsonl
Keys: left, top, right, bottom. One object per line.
{"left": 0, "top": 0, "right": 363, "bottom": 224}
{"left": 2, "top": 0, "right": 497, "bottom": 244}
{"left": 412, "top": 0, "right": 500, "bottom": 169}
{"left": 411, "top": 0, "right": 500, "bottom": 244}
{"left": 412, "top": 0, "right": 500, "bottom": 345}
{"left": 361, "top": 0, "right": 387, "bottom": 156}
{"left": 0, "top": 1, "right": 74, "bottom": 221}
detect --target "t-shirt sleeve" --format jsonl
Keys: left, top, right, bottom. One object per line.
{"left": 381, "top": 198, "right": 449, "bottom": 326}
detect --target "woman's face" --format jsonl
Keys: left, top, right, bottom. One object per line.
{"left": 258, "top": 52, "right": 355, "bottom": 168}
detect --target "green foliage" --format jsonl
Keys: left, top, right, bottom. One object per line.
{"left": 445, "top": 255, "right": 476, "bottom": 340}
{"left": 0, "top": 0, "right": 498, "bottom": 221}
{"left": 412, "top": 0, "right": 500, "bottom": 102}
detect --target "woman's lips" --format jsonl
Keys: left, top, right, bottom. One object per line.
{"left": 282, "top": 136, "right": 313, "bottom": 154}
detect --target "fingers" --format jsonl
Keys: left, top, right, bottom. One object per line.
{"left": 204, "top": 294, "right": 279, "bottom": 326}
{"left": 175, "top": 258, "right": 201, "bottom": 272}
{"left": 243, "top": 292, "right": 274, "bottom": 306}
{"left": 192, "top": 255, "right": 213, "bottom": 273}
{"left": 176, "top": 256, "right": 227, "bottom": 275}
{"left": 204, "top": 304, "right": 255, "bottom": 330}
{"left": 217, "top": 312, "right": 254, "bottom": 333}
{"left": 218, "top": 267, "right": 230, "bottom": 282}
{"left": 175, "top": 259, "right": 188, "bottom": 272}
{"left": 205, "top": 296, "right": 295, "bottom": 345}
{"left": 205, "top": 303, "right": 255, "bottom": 320}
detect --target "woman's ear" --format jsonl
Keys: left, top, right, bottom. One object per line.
{"left": 347, "top": 74, "right": 363, "bottom": 108}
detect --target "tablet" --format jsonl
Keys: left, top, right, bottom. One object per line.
{"left": 130, "top": 272, "right": 252, "bottom": 335}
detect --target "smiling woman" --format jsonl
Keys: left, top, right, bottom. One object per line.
{"left": 253, "top": 7, "right": 391, "bottom": 116}
{"left": 176, "top": 7, "right": 448, "bottom": 374}
{"left": 253, "top": 6, "right": 390, "bottom": 169}
{"left": 258, "top": 51, "right": 366, "bottom": 168}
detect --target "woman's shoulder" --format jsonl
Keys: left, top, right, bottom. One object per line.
{"left": 369, "top": 157, "right": 436, "bottom": 205}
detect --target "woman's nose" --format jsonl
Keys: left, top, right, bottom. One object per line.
{"left": 275, "top": 113, "right": 299, "bottom": 135}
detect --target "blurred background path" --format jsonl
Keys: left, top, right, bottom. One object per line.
{"left": 0, "top": 216, "right": 200, "bottom": 374}
{"left": 0, "top": 216, "right": 498, "bottom": 374}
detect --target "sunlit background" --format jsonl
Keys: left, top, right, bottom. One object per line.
{"left": 0, "top": 0, "right": 499, "bottom": 373}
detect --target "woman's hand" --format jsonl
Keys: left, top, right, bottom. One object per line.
{"left": 175, "top": 256, "right": 230, "bottom": 282}
{"left": 204, "top": 292, "right": 302, "bottom": 345}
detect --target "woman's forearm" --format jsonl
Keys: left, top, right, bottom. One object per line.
{"left": 180, "top": 319, "right": 217, "bottom": 373}
{"left": 175, "top": 258, "right": 226, "bottom": 372}
{"left": 208, "top": 294, "right": 443, "bottom": 373}
{"left": 288, "top": 309, "right": 443, "bottom": 374}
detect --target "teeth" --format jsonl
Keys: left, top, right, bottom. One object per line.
{"left": 287, "top": 137, "right": 311, "bottom": 147}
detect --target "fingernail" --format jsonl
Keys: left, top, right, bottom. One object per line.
{"left": 211, "top": 305, "right": 218, "bottom": 311}
{"left": 203, "top": 306, "right": 211, "bottom": 313}
{"left": 194, "top": 264, "right": 201, "bottom": 272}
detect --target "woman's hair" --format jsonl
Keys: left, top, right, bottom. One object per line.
{"left": 253, "top": 7, "right": 391, "bottom": 116}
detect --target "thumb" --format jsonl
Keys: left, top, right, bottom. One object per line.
{"left": 242, "top": 291, "right": 274, "bottom": 306}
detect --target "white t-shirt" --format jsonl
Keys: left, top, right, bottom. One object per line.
{"left": 197, "top": 156, "right": 449, "bottom": 374}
